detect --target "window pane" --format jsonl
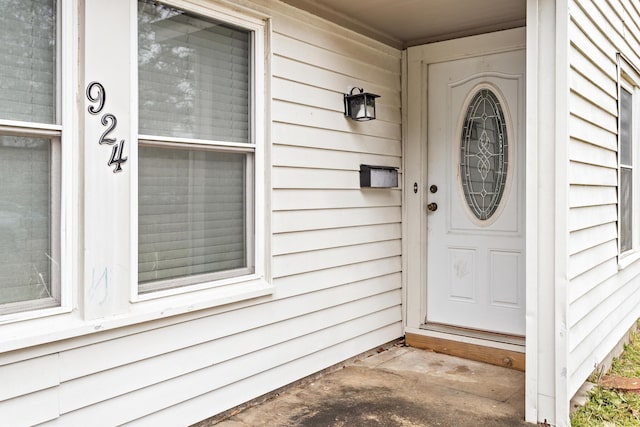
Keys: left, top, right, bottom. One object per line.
{"left": 138, "top": 0, "right": 250, "bottom": 142}
{"left": 138, "top": 146, "right": 248, "bottom": 287}
{"left": 0, "top": 0, "right": 56, "bottom": 124}
{"left": 0, "top": 136, "right": 52, "bottom": 304}
{"left": 621, "top": 87, "right": 633, "bottom": 166}
{"left": 621, "top": 166, "right": 633, "bottom": 253}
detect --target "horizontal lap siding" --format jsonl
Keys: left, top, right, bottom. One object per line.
{"left": 270, "top": 0, "right": 402, "bottom": 305}
{"left": 0, "top": 1, "right": 403, "bottom": 425}
{"left": 125, "top": 325, "right": 402, "bottom": 427}
{"left": 267, "top": 10, "right": 403, "bottom": 426}
{"left": 0, "top": 354, "right": 61, "bottom": 425}
{"left": 56, "top": 289, "right": 400, "bottom": 418}
{"left": 568, "top": 0, "right": 640, "bottom": 398}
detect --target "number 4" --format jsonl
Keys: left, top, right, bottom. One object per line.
{"left": 108, "top": 140, "right": 128, "bottom": 173}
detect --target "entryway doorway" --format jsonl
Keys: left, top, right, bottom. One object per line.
{"left": 404, "top": 28, "right": 526, "bottom": 368}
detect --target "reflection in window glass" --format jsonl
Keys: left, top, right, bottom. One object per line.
{"left": 0, "top": 0, "right": 57, "bottom": 124}
{"left": 138, "top": 0, "right": 250, "bottom": 142}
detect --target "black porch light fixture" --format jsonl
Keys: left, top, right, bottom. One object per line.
{"left": 343, "top": 87, "right": 380, "bottom": 121}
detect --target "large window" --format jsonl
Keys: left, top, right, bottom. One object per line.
{"left": 137, "top": 0, "right": 255, "bottom": 293}
{"left": 0, "top": 0, "right": 61, "bottom": 314}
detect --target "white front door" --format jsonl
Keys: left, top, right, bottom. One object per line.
{"left": 425, "top": 49, "right": 525, "bottom": 336}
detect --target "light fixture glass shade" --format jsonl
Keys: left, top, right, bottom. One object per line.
{"left": 344, "top": 88, "right": 380, "bottom": 121}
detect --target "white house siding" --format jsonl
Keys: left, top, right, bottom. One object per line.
{"left": 567, "top": 0, "right": 640, "bottom": 400}
{"left": 0, "top": 1, "right": 402, "bottom": 425}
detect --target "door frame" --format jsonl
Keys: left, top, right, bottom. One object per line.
{"left": 402, "top": 28, "right": 527, "bottom": 351}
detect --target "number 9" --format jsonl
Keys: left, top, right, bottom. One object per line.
{"left": 86, "top": 81, "right": 106, "bottom": 115}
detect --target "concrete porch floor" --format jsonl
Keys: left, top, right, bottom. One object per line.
{"left": 208, "top": 344, "right": 531, "bottom": 426}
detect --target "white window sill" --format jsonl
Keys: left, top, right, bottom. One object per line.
{"left": 0, "top": 278, "right": 273, "bottom": 354}
{"left": 0, "top": 304, "right": 72, "bottom": 326}
{"left": 133, "top": 272, "right": 262, "bottom": 302}
{"left": 618, "top": 250, "right": 640, "bottom": 270}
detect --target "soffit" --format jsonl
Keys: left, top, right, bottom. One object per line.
{"left": 280, "top": 0, "right": 526, "bottom": 49}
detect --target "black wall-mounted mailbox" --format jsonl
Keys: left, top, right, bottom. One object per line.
{"left": 360, "top": 164, "right": 398, "bottom": 188}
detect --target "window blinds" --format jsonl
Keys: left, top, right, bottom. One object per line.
{"left": 138, "top": 1, "right": 250, "bottom": 143}
{"left": 138, "top": 146, "right": 247, "bottom": 285}
{"left": 0, "top": 0, "right": 56, "bottom": 307}
{"left": 137, "top": 1, "right": 252, "bottom": 290}
{"left": 0, "top": 0, "right": 56, "bottom": 124}
{"left": 0, "top": 137, "right": 51, "bottom": 304}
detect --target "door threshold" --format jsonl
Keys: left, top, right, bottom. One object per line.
{"left": 407, "top": 328, "right": 525, "bottom": 371}
{"left": 421, "top": 323, "right": 525, "bottom": 346}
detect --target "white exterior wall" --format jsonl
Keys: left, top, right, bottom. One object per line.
{"left": 0, "top": 1, "right": 403, "bottom": 425}
{"left": 567, "top": 0, "right": 640, "bottom": 406}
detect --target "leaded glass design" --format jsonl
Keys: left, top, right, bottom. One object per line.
{"left": 460, "top": 89, "right": 508, "bottom": 221}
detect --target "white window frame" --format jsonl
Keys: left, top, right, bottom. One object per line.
{"left": 617, "top": 53, "right": 640, "bottom": 268}
{"left": 0, "top": 0, "right": 270, "bottom": 353}
{"left": 0, "top": 0, "right": 74, "bottom": 323}
{"left": 130, "top": 0, "right": 268, "bottom": 302}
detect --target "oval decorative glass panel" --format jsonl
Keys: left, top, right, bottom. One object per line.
{"left": 460, "top": 88, "right": 508, "bottom": 221}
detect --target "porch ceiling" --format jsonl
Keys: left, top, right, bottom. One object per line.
{"left": 281, "top": 0, "right": 526, "bottom": 49}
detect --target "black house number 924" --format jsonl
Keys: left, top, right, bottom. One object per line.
{"left": 86, "top": 81, "right": 128, "bottom": 173}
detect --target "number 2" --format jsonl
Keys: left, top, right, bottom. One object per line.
{"left": 99, "top": 114, "right": 117, "bottom": 145}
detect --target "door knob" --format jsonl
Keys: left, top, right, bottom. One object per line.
{"left": 427, "top": 202, "right": 438, "bottom": 212}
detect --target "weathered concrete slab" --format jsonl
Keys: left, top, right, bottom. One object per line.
{"left": 208, "top": 345, "right": 531, "bottom": 427}
{"left": 372, "top": 348, "right": 525, "bottom": 402}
